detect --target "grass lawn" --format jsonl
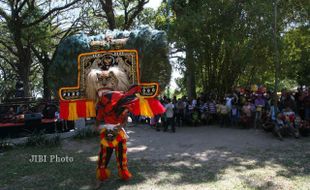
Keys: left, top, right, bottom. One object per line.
{"left": 0, "top": 127, "right": 309, "bottom": 190}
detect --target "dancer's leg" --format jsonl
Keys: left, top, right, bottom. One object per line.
{"left": 115, "top": 140, "right": 132, "bottom": 180}
{"left": 96, "top": 145, "right": 113, "bottom": 181}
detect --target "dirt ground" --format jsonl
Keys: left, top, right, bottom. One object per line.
{"left": 64, "top": 124, "right": 309, "bottom": 160}
{"left": 1, "top": 125, "right": 309, "bottom": 190}
{"left": 61, "top": 125, "right": 310, "bottom": 190}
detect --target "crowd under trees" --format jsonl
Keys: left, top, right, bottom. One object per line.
{"left": 0, "top": 0, "right": 309, "bottom": 101}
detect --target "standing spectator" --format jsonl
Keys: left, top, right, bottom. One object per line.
{"left": 200, "top": 100, "right": 209, "bottom": 124}
{"left": 241, "top": 101, "right": 252, "bottom": 128}
{"left": 208, "top": 99, "right": 217, "bottom": 124}
{"left": 225, "top": 95, "right": 234, "bottom": 112}
{"left": 164, "top": 98, "right": 175, "bottom": 132}
{"left": 192, "top": 98, "right": 197, "bottom": 108}
{"left": 226, "top": 95, "right": 234, "bottom": 124}
{"left": 186, "top": 100, "right": 194, "bottom": 125}
{"left": 175, "top": 98, "right": 186, "bottom": 127}
{"left": 231, "top": 104, "right": 239, "bottom": 127}
{"left": 295, "top": 87, "right": 303, "bottom": 114}
{"left": 218, "top": 100, "right": 229, "bottom": 127}
{"left": 303, "top": 89, "right": 310, "bottom": 121}
{"left": 254, "top": 94, "right": 265, "bottom": 128}
{"left": 250, "top": 99, "right": 256, "bottom": 123}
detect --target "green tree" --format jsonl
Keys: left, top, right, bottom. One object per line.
{"left": 282, "top": 26, "right": 310, "bottom": 86}
{"left": 89, "top": 0, "right": 150, "bottom": 30}
{"left": 168, "top": 0, "right": 309, "bottom": 97}
{"left": 0, "top": 0, "right": 81, "bottom": 97}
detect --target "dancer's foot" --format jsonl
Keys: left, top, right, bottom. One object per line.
{"left": 118, "top": 169, "right": 132, "bottom": 180}
{"left": 96, "top": 168, "right": 111, "bottom": 181}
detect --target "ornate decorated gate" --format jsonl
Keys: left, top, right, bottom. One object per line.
{"left": 59, "top": 49, "right": 160, "bottom": 120}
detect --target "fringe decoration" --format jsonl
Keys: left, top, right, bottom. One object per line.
{"left": 60, "top": 100, "right": 96, "bottom": 120}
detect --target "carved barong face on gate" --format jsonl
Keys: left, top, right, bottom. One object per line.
{"left": 59, "top": 50, "right": 159, "bottom": 101}
{"left": 86, "top": 66, "right": 130, "bottom": 101}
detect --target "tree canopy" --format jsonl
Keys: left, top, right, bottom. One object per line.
{"left": 166, "top": 0, "right": 309, "bottom": 98}
{"left": 0, "top": 0, "right": 309, "bottom": 101}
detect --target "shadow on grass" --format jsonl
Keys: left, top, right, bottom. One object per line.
{"left": 128, "top": 146, "right": 309, "bottom": 189}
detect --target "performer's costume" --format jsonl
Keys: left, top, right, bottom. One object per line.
{"left": 96, "top": 86, "right": 141, "bottom": 180}
{"left": 58, "top": 41, "right": 166, "bottom": 182}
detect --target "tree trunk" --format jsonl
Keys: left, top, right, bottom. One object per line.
{"left": 101, "top": 0, "right": 116, "bottom": 30}
{"left": 10, "top": 19, "right": 32, "bottom": 97}
{"left": 185, "top": 45, "right": 196, "bottom": 99}
{"left": 17, "top": 47, "right": 32, "bottom": 97}
{"left": 43, "top": 63, "right": 51, "bottom": 100}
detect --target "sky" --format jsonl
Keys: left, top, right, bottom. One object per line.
{"left": 145, "top": 0, "right": 163, "bottom": 9}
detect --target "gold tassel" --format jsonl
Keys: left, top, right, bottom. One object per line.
{"left": 86, "top": 100, "right": 96, "bottom": 118}
{"left": 68, "top": 102, "right": 78, "bottom": 120}
{"left": 138, "top": 95, "right": 154, "bottom": 118}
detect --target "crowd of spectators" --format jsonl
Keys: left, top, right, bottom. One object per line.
{"left": 155, "top": 86, "right": 310, "bottom": 140}
{"left": 0, "top": 102, "right": 58, "bottom": 123}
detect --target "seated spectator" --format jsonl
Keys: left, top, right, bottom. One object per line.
{"left": 42, "top": 104, "right": 58, "bottom": 119}
{"left": 275, "top": 107, "right": 300, "bottom": 140}
{"left": 282, "top": 107, "right": 295, "bottom": 128}
{"left": 7, "top": 107, "right": 16, "bottom": 118}
{"left": 2, "top": 107, "right": 16, "bottom": 122}
{"left": 17, "top": 104, "right": 31, "bottom": 114}
{"left": 274, "top": 113, "right": 285, "bottom": 140}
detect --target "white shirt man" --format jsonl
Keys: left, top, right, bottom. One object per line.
{"left": 165, "top": 102, "right": 175, "bottom": 118}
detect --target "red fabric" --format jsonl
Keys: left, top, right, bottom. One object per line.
{"left": 289, "top": 114, "right": 295, "bottom": 122}
{"left": 128, "top": 98, "right": 166, "bottom": 116}
{"left": 116, "top": 135, "right": 123, "bottom": 142}
{"left": 97, "top": 91, "right": 138, "bottom": 124}
{"left": 97, "top": 110, "right": 127, "bottom": 124}
{"left": 127, "top": 100, "right": 140, "bottom": 116}
{"left": 146, "top": 98, "right": 166, "bottom": 115}
{"left": 108, "top": 142, "right": 114, "bottom": 148}
{"left": 124, "top": 85, "right": 141, "bottom": 96}
{"left": 126, "top": 99, "right": 140, "bottom": 115}
{"left": 76, "top": 100, "right": 86, "bottom": 117}
{"left": 100, "top": 132, "right": 105, "bottom": 139}
{"left": 59, "top": 101, "right": 69, "bottom": 119}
